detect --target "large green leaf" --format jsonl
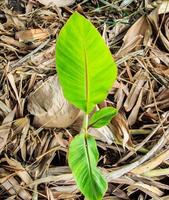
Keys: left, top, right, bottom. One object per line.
{"left": 56, "top": 12, "right": 117, "bottom": 113}
{"left": 89, "top": 107, "right": 117, "bottom": 128}
{"left": 68, "top": 133, "right": 107, "bottom": 200}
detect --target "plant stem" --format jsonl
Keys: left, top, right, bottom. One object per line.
{"left": 82, "top": 113, "right": 88, "bottom": 134}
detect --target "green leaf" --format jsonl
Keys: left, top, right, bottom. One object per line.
{"left": 56, "top": 12, "right": 117, "bottom": 113}
{"left": 68, "top": 133, "right": 107, "bottom": 200}
{"left": 89, "top": 107, "right": 117, "bottom": 128}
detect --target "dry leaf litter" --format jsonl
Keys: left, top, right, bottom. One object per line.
{"left": 0, "top": 0, "right": 169, "bottom": 199}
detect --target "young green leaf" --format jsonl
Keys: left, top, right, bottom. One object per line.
{"left": 68, "top": 133, "right": 107, "bottom": 200}
{"left": 56, "top": 12, "right": 117, "bottom": 113}
{"left": 89, "top": 107, "right": 117, "bottom": 128}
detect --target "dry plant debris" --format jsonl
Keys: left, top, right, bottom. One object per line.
{"left": 0, "top": 0, "right": 169, "bottom": 199}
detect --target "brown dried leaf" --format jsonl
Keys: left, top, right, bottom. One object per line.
{"left": 128, "top": 89, "right": 143, "bottom": 126}
{"left": 128, "top": 182, "right": 163, "bottom": 200}
{"left": 158, "top": 1, "right": 169, "bottom": 14}
{"left": 110, "top": 113, "right": 133, "bottom": 149}
{"left": 89, "top": 126, "right": 114, "bottom": 145}
{"left": 0, "top": 35, "right": 25, "bottom": 48}
{"left": 114, "top": 82, "right": 128, "bottom": 110}
{"left": 150, "top": 47, "right": 169, "bottom": 66}
{"left": 117, "top": 16, "right": 150, "bottom": 57}
{"left": 15, "top": 29, "right": 50, "bottom": 42}
{"left": 132, "top": 149, "right": 169, "bottom": 175}
{"left": 4, "top": 9, "right": 26, "bottom": 30}
{"left": 0, "top": 107, "right": 16, "bottom": 153}
{"left": 124, "top": 71, "right": 147, "bottom": 112}
{"left": 5, "top": 157, "right": 33, "bottom": 185}
{"left": 7, "top": 73, "right": 20, "bottom": 105}
{"left": 0, "top": 169, "right": 32, "bottom": 199}
{"left": 148, "top": 3, "right": 169, "bottom": 52}
{"left": 28, "top": 75, "right": 80, "bottom": 128}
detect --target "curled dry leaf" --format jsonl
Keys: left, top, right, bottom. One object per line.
{"left": 158, "top": 1, "right": 169, "bottom": 15}
{"left": 128, "top": 89, "right": 143, "bottom": 126}
{"left": 0, "top": 107, "right": 16, "bottom": 153}
{"left": 148, "top": 1, "right": 169, "bottom": 52}
{"left": 109, "top": 112, "right": 133, "bottom": 149}
{"left": 0, "top": 169, "right": 31, "bottom": 199}
{"left": 114, "top": 81, "right": 129, "bottom": 110}
{"left": 89, "top": 126, "right": 114, "bottom": 145}
{"left": 150, "top": 47, "right": 169, "bottom": 66}
{"left": 28, "top": 75, "right": 80, "bottom": 128}
{"left": 0, "top": 35, "right": 25, "bottom": 48}
{"left": 4, "top": 8, "right": 26, "bottom": 30}
{"left": 132, "top": 149, "right": 169, "bottom": 175}
{"left": 128, "top": 182, "right": 163, "bottom": 200}
{"left": 37, "top": 0, "right": 75, "bottom": 7}
{"left": 4, "top": 157, "right": 33, "bottom": 185}
{"left": 117, "top": 16, "right": 150, "bottom": 57}
{"left": 124, "top": 71, "right": 147, "bottom": 112}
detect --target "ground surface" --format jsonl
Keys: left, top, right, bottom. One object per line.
{"left": 0, "top": 0, "right": 169, "bottom": 199}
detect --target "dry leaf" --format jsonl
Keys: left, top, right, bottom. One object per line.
{"left": 4, "top": 9, "right": 26, "bottom": 30}
{"left": 158, "top": 1, "right": 169, "bottom": 15}
{"left": 28, "top": 75, "right": 80, "bottom": 128}
{"left": 5, "top": 157, "right": 33, "bottom": 185}
{"left": 109, "top": 112, "right": 133, "bottom": 149}
{"left": 37, "top": 0, "right": 75, "bottom": 7}
{"left": 128, "top": 182, "right": 163, "bottom": 200}
{"left": 132, "top": 149, "right": 169, "bottom": 175}
{"left": 148, "top": 3, "right": 169, "bottom": 52}
{"left": 124, "top": 71, "right": 147, "bottom": 112}
{"left": 0, "top": 35, "right": 25, "bottom": 48}
{"left": 128, "top": 89, "right": 143, "bottom": 126}
{"left": 7, "top": 73, "right": 21, "bottom": 109}
{"left": 117, "top": 16, "right": 150, "bottom": 57}
{"left": 0, "top": 169, "right": 31, "bottom": 199}
{"left": 114, "top": 81, "right": 128, "bottom": 110}
{"left": 0, "top": 107, "right": 16, "bottom": 153}
{"left": 15, "top": 29, "right": 50, "bottom": 42}
{"left": 89, "top": 126, "right": 114, "bottom": 145}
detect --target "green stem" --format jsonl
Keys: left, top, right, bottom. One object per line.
{"left": 82, "top": 113, "right": 88, "bottom": 134}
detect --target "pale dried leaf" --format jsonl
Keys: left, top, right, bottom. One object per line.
{"left": 132, "top": 149, "right": 169, "bottom": 174}
{"left": 128, "top": 182, "right": 163, "bottom": 200}
{"left": 89, "top": 126, "right": 114, "bottom": 145}
{"left": 1, "top": 169, "right": 32, "bottom": 199}
{"left": 0, "top": 108, "right": 16, "bottom": 153}
{"left": 7, "top": 73, "right": 20, "bottom": 105}
{"left": 124, "top": 71, "right": 147, "bottom": 112}
{"left": 158, "top": 1, "right": 169, "bottom": 14}
{"left": 5, "top": 157, "right": 33, "bottom": 185}
{"left": 128, "top": 89, "right": 143, "bottom": 126}
{"left": 117, "top": 16, "right": 150, "bottom": 57}
{"left": 148, "top": 9, "right": 169, "bottom": 51}
{"left": 28, "top": 75, "right": 80, "bottom": 128}
{"left": 15, "top": 29, "right": 50, "bottom": 42}
{"left": 37, "top": 0, "right": 75, "bottom": 7}
{"left": 110, "top": 113, "right": 133, "bottom": 148}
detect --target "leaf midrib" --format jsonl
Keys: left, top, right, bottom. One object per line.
{"left": 84, "top": 135, "right": 97, "bottom": 198}
{"left": 84, "top": 46, "right": 89, "bottom": 113}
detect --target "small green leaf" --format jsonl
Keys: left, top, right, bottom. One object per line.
{"left": 68, "top": 133, "right": 107, "bottom": 200}
{"left": 89, "top": 107, "right": 117, "bottom": 128}
{"left": 56, "top": 12, "right": 117, "bottom": 113}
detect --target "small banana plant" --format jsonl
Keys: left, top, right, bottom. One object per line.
{"left": 56, "top": 12, "right": 117, "bottom": 200}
